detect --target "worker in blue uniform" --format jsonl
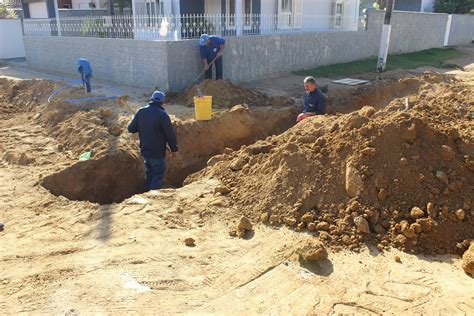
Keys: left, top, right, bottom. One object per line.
{"left": 199, "top": 34, "right": 226, "bottom": 80}
{"left": 77, "top": 58, "right": 92, "bottom": 93}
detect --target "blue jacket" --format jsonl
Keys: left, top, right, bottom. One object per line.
{"left": 199, "top": 36, "right": 225, "bottom": 61}
{"left": 128, "top": 101, "right": 178, "bottom": 158}
{"left": 303, "top": 89, "right": 326, "bottom": 114}
{"left": 77, "top": 58, "right": 92, "bottom": 77}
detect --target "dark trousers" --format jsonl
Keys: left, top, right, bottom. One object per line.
{"left": 204, "top": 56, "right": 223, "bottom": 80}
{"left": 81, "top": 72, "right": 92, "bottom": 93}
{"left": 144, "top": 157, "right": 166, "bottom": 191}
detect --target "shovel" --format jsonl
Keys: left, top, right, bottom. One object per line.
{"left": 193, "top": 56, "right": 220, "bottom": 97}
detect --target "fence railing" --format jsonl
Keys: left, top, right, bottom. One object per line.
{"left": 23, "top": 13, "right": 366, "bottom": 40}
{"left": 1, "top": 0, "right": 21, "bottom": 7}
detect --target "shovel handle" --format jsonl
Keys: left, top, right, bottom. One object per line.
{"left": 193, "top": 56, "right": 219, "bottom": 83}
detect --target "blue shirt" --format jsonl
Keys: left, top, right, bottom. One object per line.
{"left": 304, "top": 89, "right": 326, "bottom": 114}
{"left": 199, "top": 36, "right": 225, "bottom": 61}
{"left": 77, "top": 58, "right": 92, "bottom": 77}
{"left": 128, "top": 102, "right": 178, "bottom": 159}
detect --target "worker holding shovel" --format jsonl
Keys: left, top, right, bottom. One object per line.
{"left": 127, "top": 91, "right": 178, "bottom": 191}
{"left": 77, "top": 58, "right": 92, "bottom": 94}
{"left": 199, "top": 34, "right": 225, "bottom": 80}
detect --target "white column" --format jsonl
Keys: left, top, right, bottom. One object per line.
{"left": 235, "top": 0, "right": 243, "bottom": 36}
{"left": 53, "top": 0, "right": 61, "bottom": 36}
{"left": 172, "top": 0, "right": 181, "bottom": 39}
{"left": 354, "top": 0, "right": 360, "bottom": 31}
{"left": 131, "top": 0, "right": 137, "bottom": 16}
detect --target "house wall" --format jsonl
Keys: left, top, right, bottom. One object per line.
{"left": 71, "top": 0, "right": 92, "bottom": 9}
{"left": 301, "top": 0, "right": 332, "bottom": 30}
{"left": 302, "top": 0, "right": 332, "bottom": 16}
{"left": 260, "top": 0, "right": 276, "bottom": 14}
{"left": 28, "top": 1, "right": 48, "bottom": 18}
{"left": 205, "top": 0, "right": 220, "bottom": 14}
{"left": 171, "top": 0, "right": 180, "bottom": 14}
{"left": 448, "top": 14, "right": 474, "bottom": 46}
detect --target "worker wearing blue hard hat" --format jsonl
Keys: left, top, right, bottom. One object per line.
{"left": 76, "top": 58, "right": 92, "bottom": 93}
{"left": 199, "top": 34, "right": 225, "bottom": 80}
{"left": 128, "top": 90, "right": 178, "bottom": 191}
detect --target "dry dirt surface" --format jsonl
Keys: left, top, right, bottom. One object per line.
{"left": 1, "top": 53, "right": 474, "bottom": 314}
{"left": 168, "top": 79, "right": 294, "bottom": 109}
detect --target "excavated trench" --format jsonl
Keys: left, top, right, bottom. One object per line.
{"left": 41, "top": 105, "right": 299, "bottom": 204}
{"left": 39, "top": 75, "right": 432, "bottom": 205}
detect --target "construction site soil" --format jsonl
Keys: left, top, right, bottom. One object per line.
{"left": 1, "top": 57, "right": 473, "bottom": 313}
{"left": 169, "top": 79, "right": 294, "bottom": 108}
{"left": 187, "top": 73, "right": 474, "bottom": 255}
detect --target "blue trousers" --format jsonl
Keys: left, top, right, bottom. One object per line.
{"left": 81, "top": 72, "right": 92, "bottom": 93}
{"left": 205, "top": 56, "right": 223, "bottom": 80}
{"left": 144, "top": 157, "right": 166, "bottom": 191}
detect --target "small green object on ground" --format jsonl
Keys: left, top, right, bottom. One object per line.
{"left": 79, "top": 151, "right": 92, "bottom": 161}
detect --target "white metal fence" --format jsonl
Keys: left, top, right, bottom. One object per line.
{"left": 23, "top": 13, "right": 366, "bottom": 40}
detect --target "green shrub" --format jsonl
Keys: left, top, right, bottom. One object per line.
{"left": 0, "top": 4, "right": 18, "bottom": 19}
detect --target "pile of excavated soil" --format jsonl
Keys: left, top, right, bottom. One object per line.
{"left": 37, "top": 101, "right": 126, "bottom": 157}
{"left": 0, "top": 78, "right": 57, "bottom": 118}
{"left": 187, "top": 74, "right": 474, "bottom": 255}
{"left": 169, "top": 79, "right": 293, "bottom": 108}
{"left": 167, "top": 104, "right": 298, "bottom": 186}
{"left": 327, "top": 75, "right": 425, "bottom": 114}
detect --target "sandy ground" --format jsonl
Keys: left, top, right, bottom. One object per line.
{"left": 1, "top": 46, "right": 474, "bottom": 314}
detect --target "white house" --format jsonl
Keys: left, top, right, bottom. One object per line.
{"left": 132, "top": 0, "right": 361, "bottom": 39}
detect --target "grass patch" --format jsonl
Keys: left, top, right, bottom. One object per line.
{"left": 294, "top": 48, "right": 465, "bottom": 78}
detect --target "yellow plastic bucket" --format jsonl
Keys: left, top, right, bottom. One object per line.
{"left": 193, "top": 95, "right": 213, "bottom": 121}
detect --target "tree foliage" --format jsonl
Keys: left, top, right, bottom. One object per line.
{"left": 0, "top": 4, "right": 18, "bottom": 19}
{"left": 434, "top": 0, "right": 474, "bottom": 14}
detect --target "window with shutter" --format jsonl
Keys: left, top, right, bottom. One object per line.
{"left": 335, "top": 2, "right": 344, "bottom": 28}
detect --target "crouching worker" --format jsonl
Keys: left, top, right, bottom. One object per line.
{"left": 77, "top": 58, "right": 92, "bottom": 94}
{"left": 297, "top": 76, "right": 327, "bottom": 123}
{"left": 128, "top": 91, "right": 178, "bottom": 191}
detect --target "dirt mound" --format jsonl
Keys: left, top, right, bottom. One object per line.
{"left": 0, "top": 78, "right": 57, "bottom": 118}
{"left": 169, "top": 79, "right": 293, "bottom": 108}
{"left": 327, "top": 72, "right": 455, "bottom": 114}
{"left": 36, "top": 98, "right": 127, "bottom": 157}
{"left": 187, "top": 74, "right": 474, "bottom": 255}
{"left": 166, "top": 104, "right": 298, "bottom": 187}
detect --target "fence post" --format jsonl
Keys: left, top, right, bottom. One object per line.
{"left": 53, "top": 0, "right": 61, "bottom": 36}
{"left": 443, "top": 14, "right": 452, "bottom": 47}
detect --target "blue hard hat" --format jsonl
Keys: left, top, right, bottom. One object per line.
{"left": 151, "top": 91, "right": 165, "bottom": 102}
{"left": 199, "top": 34, "right": 209, "bottom": 46}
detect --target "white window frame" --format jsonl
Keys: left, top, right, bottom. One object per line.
{"left": 335, "top": 2, "right": 344, "bottom": 28}
{"left": 278, "top": 0, "right": 293, "bottom": 29}
{"left": 281, "top": 0, "right": 292, "bottom": 12}
{"left": 226, "top": 0, "right": 236, "bottom": 28}
{"left": 243, "top": 0, "right": 252, "bottom": 29}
